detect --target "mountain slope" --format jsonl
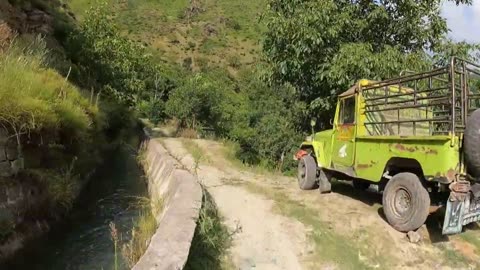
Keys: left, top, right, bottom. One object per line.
{"left": 68, "top": 0, "right": 266, "bottom": 73}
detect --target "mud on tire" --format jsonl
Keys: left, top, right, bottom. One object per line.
{"left": 382, "top": 172, "right": 430, "bottom": 232}
{"left": 297, "top": 155, "right": 318, "bottom": 190}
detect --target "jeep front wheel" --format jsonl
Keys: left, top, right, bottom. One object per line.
{"left": 297, "top": 155, "right": 318, "bottom": 190}
{"left": 382, "top": 172, "right": 430, "bottom": 232}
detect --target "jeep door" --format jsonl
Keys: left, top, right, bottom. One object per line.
{"left": 332, "top": 95, "right": 356, "bottom": 169}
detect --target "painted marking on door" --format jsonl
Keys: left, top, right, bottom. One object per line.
{"left": 339, "top": 144, "right": 347, "bottom": 158}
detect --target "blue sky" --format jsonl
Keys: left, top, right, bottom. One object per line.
{"left": 442, "top": 0, "right": 480, "bottom": 43}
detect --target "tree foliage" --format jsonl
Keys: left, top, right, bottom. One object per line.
{"left": 263, "top": 0, "right": 478, "bottom": 124}
{"left": 66, "top": 3, "right": 165, "bottom": 107}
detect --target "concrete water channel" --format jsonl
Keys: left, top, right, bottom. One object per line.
{"left": 2, "top": 145, "right": 148, "bottom": 270}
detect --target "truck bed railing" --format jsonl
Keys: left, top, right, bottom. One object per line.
{"left": 360, "top": 58, "right": 480, "bottom": 136}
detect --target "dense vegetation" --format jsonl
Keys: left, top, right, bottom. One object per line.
{"left": 53, "top": 0, "right": 479, "bottom": 173}
{"left": 3, "top": 0, "right": 480, "bottom": 189}
{"left": 1, "top": 0, "right": 480, "bottom": 266}
{"left": 0, "top": 37, "right": 105, "bottom": 213}
{"left": 0, "top": 0, "right": 140, "bottom": 242}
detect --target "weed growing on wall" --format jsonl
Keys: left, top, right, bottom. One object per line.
{"left": 121, "top": 197, "right": 162, "bottom": 268}
{"left": 184, "top": 189, "right": 232, "bottom": 270}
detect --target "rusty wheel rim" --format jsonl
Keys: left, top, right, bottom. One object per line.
{"left": 393, "top": 187, "right": 412, "bottom": 217}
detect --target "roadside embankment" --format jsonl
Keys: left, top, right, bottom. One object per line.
{"left": 133, "top": 135, "right": 202, "bottom": 270}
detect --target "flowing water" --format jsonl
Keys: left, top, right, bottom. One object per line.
{"left": 3, "top": 145, "right": 148, "bottom": 270}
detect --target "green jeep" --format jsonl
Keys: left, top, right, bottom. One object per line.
{"left": 296, "top": 58, "right": 480, "bottom": 234}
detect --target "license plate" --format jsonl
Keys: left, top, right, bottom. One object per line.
{"left": 462, "top": 196, "right": 480, "bottom": 225}
{"left": 443, "top": 194, "right": 480, "bottom": 235}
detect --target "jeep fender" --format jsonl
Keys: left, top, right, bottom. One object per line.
{"left": 296, "top": 141, "right": 328, "bottom": 168}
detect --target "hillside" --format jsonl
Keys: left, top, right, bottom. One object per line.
{"left": 68, "top": 0, "right": 266, "bottom": 74}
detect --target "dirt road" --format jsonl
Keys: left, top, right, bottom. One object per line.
{"left": 161, "top": 137, "right": 480, "bottom": 270}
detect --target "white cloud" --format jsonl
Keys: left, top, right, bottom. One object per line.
{"left": 441, "top": 0, "right": 480, "bottom": 43}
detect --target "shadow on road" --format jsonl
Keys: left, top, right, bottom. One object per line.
{"left": 331, "top": 181, "right": 382, "bottom": 206}
{"left": 329, "top": 181, "right": 480, "bottom": 244}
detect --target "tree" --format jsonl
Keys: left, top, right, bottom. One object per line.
{"left": 263, "top": 0, "right": 476, "bottom": 126}
{"left": 67, "top": 3, "right": 161, "bottom": 107}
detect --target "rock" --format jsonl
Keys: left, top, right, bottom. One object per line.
{"left": 0, "top": 161, "right": 12, "bottom": 177}
{"left": 11, "top": 158, "right": 24, "bottom": 175}
{"left": 407, "top": 230, "right": 422, "bottom": 243}
{"left": 0, "top": 148, "right": 6, "bottom": 162}
{"left": 416, "top": 224, "right": 431, "bottom": 243}
{"left": 203, "top": 23, "right": 217, "bottom": 36}
{"left": 0, "top": 188, "right": 7, "bottom": 204}
{"left": 0, "top": 21, "right": 14, "bottom": 47}
{"left": 5, "top": 142, "right": 18, "bottom": 161}
{"left": 26, "top": 9, "right": 54, "bottom": 34}
{"left": 0, "top": 128, "right": 8, "bottom": 145}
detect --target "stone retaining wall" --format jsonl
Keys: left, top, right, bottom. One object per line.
{"left": 133, "top": 137, "right": 202, "bottom": 270}
{"left": 0, "top": 131, "right": 23, "bottom": 178}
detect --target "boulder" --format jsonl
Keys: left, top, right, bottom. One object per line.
{"left": 5, "top": 142, "right": 18, "bottom": 161}
{"left": 0, "top": 161, "right": 12, "bottom": 178}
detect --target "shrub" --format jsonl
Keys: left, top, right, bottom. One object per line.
{"left": 184, "top": 189, "right": 231, "bottom": 270}
{"left": 66, "top": 3, "right": 162, "bottom": 107}
{"left": 165, "top": 73, "right": 230, "bottom": 129}
{"left": 0, "top": 37, "right": 106, "bottom": 214}
{"left": 227, "top": 55, "right": 241, "bottom": 68}
{"left": 0, "top": 37, "right": 99, "bottom": 157}
{"left": 137, "top": 99, "right": 166, "bottom": 125}
{"left": 223, "top": 69, "right": 305, "bottom": 171}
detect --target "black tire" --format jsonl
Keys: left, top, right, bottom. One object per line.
{"left": 464, "top": 108, "right": 480, "bottom": 178}
{"left": 297, "top": 155, "right": 318, "bottom": 190}
{"left": 382, "top": 172, "right": 430, "bottom": 232}
{"left": 353, "top": 179, "right": 370, "bottom": 190}
{"left": 318, "top": 169, "right": 331, "bottom": 193}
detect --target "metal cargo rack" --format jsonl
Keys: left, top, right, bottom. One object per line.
{"left": 360, "top": 58, "right": 480, "bottom": 136}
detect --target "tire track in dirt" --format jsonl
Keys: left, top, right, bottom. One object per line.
{"left": 161, "top": 138, "right": 310, "bottom": 270}
{"left": 188, "top": 139, "right": 480, "bottom": 270}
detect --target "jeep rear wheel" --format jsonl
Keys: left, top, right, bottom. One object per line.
{"left": 464, "top": 108, "right": 480, "bottom": 179}
{"left": 297, "top": 155, "right": 318, "bottom": 190}
{"left": 382, "top": 172, "right": 430, "bottom": 232}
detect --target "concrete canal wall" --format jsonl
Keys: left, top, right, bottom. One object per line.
{"left": 133, "top": 136, "right": 202, "bottom": 270}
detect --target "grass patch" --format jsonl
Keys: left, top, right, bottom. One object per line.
{"left": 221, "top": 140, "right": 280, "bottom": 176}
{"left": 182, "top": 139, "right": 210, "bottom": 166}
{"left": 239, "top": 181, "right": 384, "bottom": 270}
{"left": 66, "top": 0, "right": 264, "bottom": 73}
{"left": 0, "top": 37, "right": 99, "bottom": 147}
{"left": 184, "top": 188, "right": 232, "bottom": 270}
{"left": 196, "top": 0, "right": 267, "bottom": 40}
{"left": 460, "top": 229, "right": 480, "bottom": 250}
{"left": 439, "top": 243, "right": 473, "bottom": 268}
{"left": 120, "top": 197, "right": 163, "bottom": 268}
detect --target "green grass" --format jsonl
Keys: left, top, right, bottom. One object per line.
{"left": 197, "top": 0, "right": 266, "bottom": 40}
{"left": 67, "top": 0, "right": 265, "bottom": 72}
{"left": 238, "top": 181, "right": 385, "bottom": 270}
{"left": 184, "top": 188, "right": 232, "bottom": 270}
{"left": 66, "top": 0, "right": 99, "bottom": 17}
{"left": 221, "top": 140, "right": 282, "bottom": 176}
{"left": 460, "top": 229, "right": 480, "bottom": 250}
{"left": 0, "top": 37, "right": 98, "bottom": 139}
{"left": 181, "top": 139, "right": 211, "bottom": 175}
{"left": 121, "top": 196, "right": 162, "bottom": 268}
{"left": 439, "top": 243, "right": 473, "bottom": 268}
{"left": 0, "top": 36, "right": 106, "bottom": 219}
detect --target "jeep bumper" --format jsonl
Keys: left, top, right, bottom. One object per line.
{"left": 442, "top": 182, "right": 480, "bottom": 235}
